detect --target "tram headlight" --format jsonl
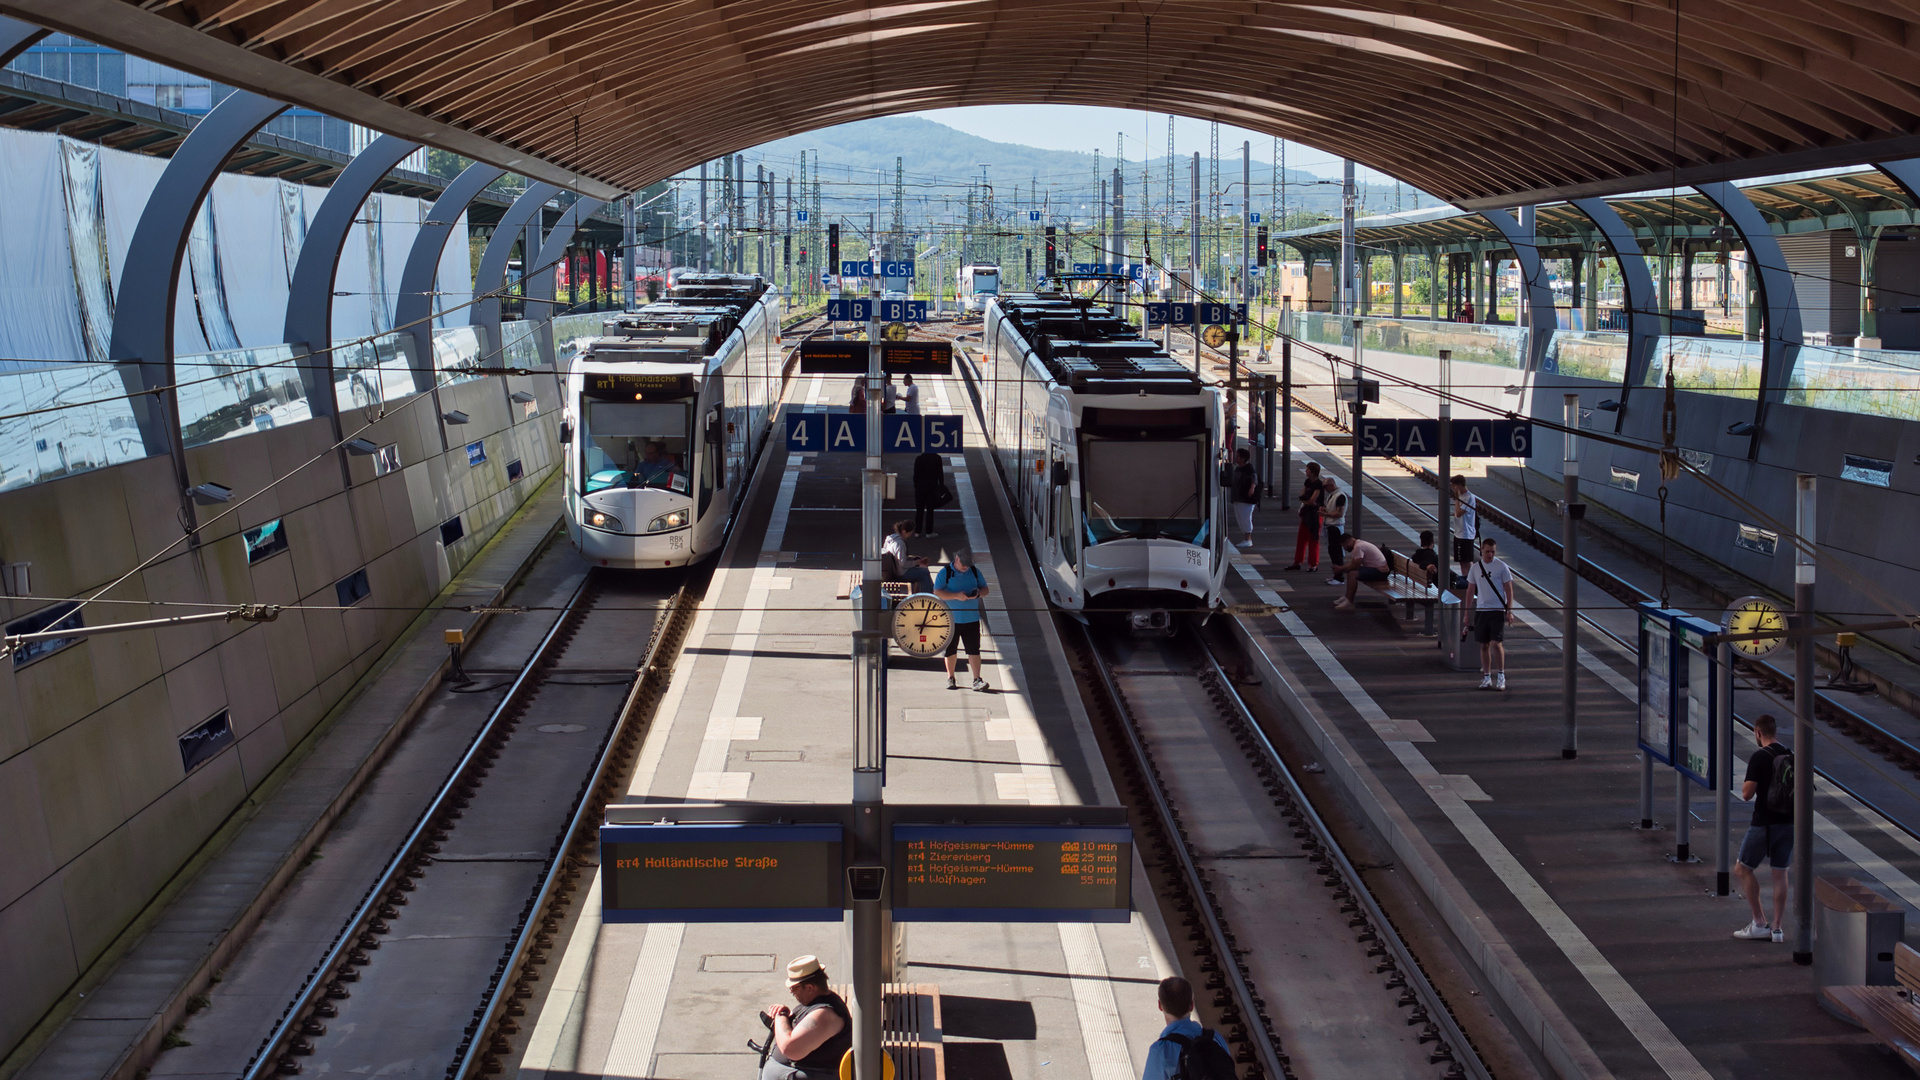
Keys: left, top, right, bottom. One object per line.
{"left": 647, "top": 510, "right": 688, "bottom": 533}
{"left": 585, "top": 509, "right": 623, "bottom": 532}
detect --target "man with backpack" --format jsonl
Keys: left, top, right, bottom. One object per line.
{"left": 1141, "top": 976, "right": 1235, "bottom": 1080}
{"left": 1733, "top": 714, "right": 1795, "bottom": 943}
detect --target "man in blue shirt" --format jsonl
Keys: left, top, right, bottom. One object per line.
{"left": 933, "top": 549, "right": 990, "bottom": 691}
{"left": 1141, "top": 977, "right": 1232, "bottom": 1080}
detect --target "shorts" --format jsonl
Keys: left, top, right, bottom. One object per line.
{"left": 1233, "top": 501, "right": 1256, "bottom": 534}
{"left": 946, "top": 620, "right": 981, "bottom": 657}
{"left": 1471, "top": 609, "right": 1506, "bottom": 643}
{"left": 1453, "top": 537, "right": 1476, "bottom": 565}
{"left": 1738, "top": 823, "right": 1794, "bottom": 869}
{"left": 1354, "top": 566, "right": 1388, "bottom": 583}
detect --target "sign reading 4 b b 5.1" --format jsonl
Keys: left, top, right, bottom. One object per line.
{"left": 1356, "top": 417, "right": 1532, "bottom": 457}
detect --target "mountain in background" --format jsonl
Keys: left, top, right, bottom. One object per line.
{"left": 739, "top": 115, "right": 1427, "bottom": 222}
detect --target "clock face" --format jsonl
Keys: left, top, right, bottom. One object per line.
{"left": 1722, "top": 596, "right": 1786, "bottom": 658}
{"left": 891, "top": 595, "right": 954, "bottom": 658}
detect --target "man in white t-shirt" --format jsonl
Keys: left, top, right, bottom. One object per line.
{"left": 1463, "top": 536, "right": 1513, "bottom": 690}
{"left": 1330, "top": 535, "right": 1389, "bottom": 610}
{"left": 1450, "top": 474, "right": 1479, "bottom": 584}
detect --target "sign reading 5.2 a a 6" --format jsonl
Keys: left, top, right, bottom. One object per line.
{"left": 1356, "top": 417, "right": 1532, "bottom": 457}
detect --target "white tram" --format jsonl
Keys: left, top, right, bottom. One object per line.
{"left": 957, "top": 264, "right": 1001, "bottom": 314}
{"left": 562, "top": 273, "right": 781, "bottom": 568}
{"left": 977, "top": 293, "right": 1230, "bottom": 627}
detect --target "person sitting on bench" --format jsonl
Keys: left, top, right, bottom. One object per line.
{"left": 882, "top": 520, "right": 935, "bottom": 593}
{"left": 1331, "top": 534, "right": 1390, "bottom": 610}
{"left": 1412, "top": 530, "right": 1441, "bottom": 588}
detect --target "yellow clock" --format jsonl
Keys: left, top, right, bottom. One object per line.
{"left": 890, "top": 594, "right": 953, "bottom": 658}
{"left": 1722, "top": 595, "right": 1787, "bottom": 658}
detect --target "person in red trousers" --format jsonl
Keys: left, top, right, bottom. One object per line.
{"left": 1284, "top": 462, "right": 1324, "bottom": 571}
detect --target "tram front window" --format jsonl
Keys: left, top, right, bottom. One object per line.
{"left": 1081, "top": 436, "right": 1205, "bottom": 543}
{"left": 582, "top": 400, "right": 691, "bottom": 494}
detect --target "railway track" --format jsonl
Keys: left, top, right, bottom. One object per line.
{"left": 1063, "top": 621, "right": 1489, "bottom": 1080}
{"left": 242, "top": 568, "right": 698, "bottom": 1079}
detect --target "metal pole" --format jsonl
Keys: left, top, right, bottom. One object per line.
{"left": 1349, "top": 318, "right": 1364, "bottom": 541}
{"left": 699, "top": 161, "right": 710, "bottom": 271}
{"left": 1437, "top": 349, "right": 1452, "bottom": 596}
{"left": 1715, "top": 640, "right": 1734, "bottom": 895}
{"left": 1792, "top": 473, "right": 1816, "bottom": 965}
{"left": 1676, "top": 765, "right": 1692, "bottom": 861}
{"left": 1280, "top": 335, "right": 1293, "bottom": 509}
{"left": 1191, "top": 153, "right": 1202, "bottom": 371}
{"left": 853, "top": 237, "right": 887, "bottom": 1076}
{"left": 1341, "top": 159, "right": 1356, "bottom": 315}
{"left": 1561, "top": 393, "right": 1580, "bottom": 759}
{"left": 1240, "top": 141, "right": 1251, "bottom": 316}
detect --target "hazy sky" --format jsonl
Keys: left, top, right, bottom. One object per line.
{"left": 912, "top": 105, "right": 1406, "bottom": 186}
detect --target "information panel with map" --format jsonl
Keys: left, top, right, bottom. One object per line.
{"left": 600, "top": 823, "right": 843, "bottom": 922}
{"left": 891, "top": 824, "right": 1132, "bottom": 922}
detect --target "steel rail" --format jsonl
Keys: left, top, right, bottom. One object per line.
{"left": 450, "top": 583, "right": 693, "bottom": 1078}
{"left": 1190, "top": 631, "right": 1492, "bottom": 1080}
{"left": 1072, "top": 621, "right": 1291, "bottom": 1080}
{"left": 242, "top": 572, "right": 597, "bottom": 1080}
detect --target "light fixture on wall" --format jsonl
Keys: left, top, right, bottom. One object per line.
{"left": 1726, "top": 421, "right": 1758, "bottom": 436}
{"left": 510, "top": 390, "right": 536, "bottom": 404}
{"left": 1596, "top": 399, "right": 1621, "bottom": 412}
{"left": 442, "top": 410, "right": 470, "bottom": 425}
{"left": 345, "top": 438, "right": 380, "bottom": 455}
{"left": 189, "top": 483, "right": 233, "bottom": 504}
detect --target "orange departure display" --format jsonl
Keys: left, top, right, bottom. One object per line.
{"left": 600, "top": 824, "right": 842, "bottom": 922}
{"left": 892, "top": 825, "right": 1131, "bottom": 922}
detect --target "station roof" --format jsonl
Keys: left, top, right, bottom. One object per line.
{"left": 7, "top": 0, "right": 1920, "bottom": 206}
{"left": 1277, "top": 167, "right": 1920, "bottom": 252}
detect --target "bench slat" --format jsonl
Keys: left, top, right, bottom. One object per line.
{"left": 1825, "top": 985, "right": 1920, "bottom": 1075}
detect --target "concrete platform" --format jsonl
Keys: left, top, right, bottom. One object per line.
{"left": 518, "top": 372, "right": 1177, "bottom": 1080}
{"left": 1223, "top": 432, "right": 1920, "bottom": 1079}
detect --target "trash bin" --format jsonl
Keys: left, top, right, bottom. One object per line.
{"left": 1438, "top": 591, "right": 1475, "bottom": 670}
{"left": 1816, "top": 876, "right": 1904, "bottom": 1000}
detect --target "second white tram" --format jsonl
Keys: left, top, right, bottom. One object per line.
{"left": 976, "top": 292, "right": 1230, "bottom": 626}
{"left": 562, "top": 273, "right": 781, "bottom": 568}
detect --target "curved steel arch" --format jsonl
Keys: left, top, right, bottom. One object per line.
{"left": 284, "top": 134, "right": 422, "bottom": 418}
{"left": 0, "top": 14, "right": 47, "bottom": 66}
{"left": 1570, "top": 197, "right": 1660, "bottom": 432}
{"left": 471, "top": 183, "right": 560, "bottom": 366}
{"left": 1695, "top": 180, "right": 1803, "bottom": 459}
{"left": 524, "top": 197, "right": 607, "bottom": 369}
{"left": 397, "top": 161, "right": 507, "bottom": 393}
{"left": 1476, "top": 207, "right": 1557, "bottom": 373}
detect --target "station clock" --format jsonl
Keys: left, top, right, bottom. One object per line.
{"left": 890, "top": 594, "right": 953, "bottom": 658}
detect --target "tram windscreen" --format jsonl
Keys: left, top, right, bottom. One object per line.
{"left": 972, "top": 271, "right": 999, "bottom": 295}
{"left": 582, "top": 400, "right": 691, "bottom": 494}
{"left": 1081, "top": 436, "right": 1205, "bottom": 543}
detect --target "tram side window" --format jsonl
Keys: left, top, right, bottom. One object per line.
{"left": 1081, "top": 436, "right": 1205, "bottom": 544}
{"left": 582, "top": 400, "right": 690, "bottom": 494}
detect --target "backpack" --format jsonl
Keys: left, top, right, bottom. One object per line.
{"left": 1764, "top": 747, "right": 1795, "bottom": 816}
{"left": 1161, "top": 1030, "right": 1236, "bottom": 1080}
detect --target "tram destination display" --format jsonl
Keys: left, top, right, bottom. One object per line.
{"left": 799, "top": 339, "right": 953, "bottom": 375}
{"left": 600, "top": 823, "right": 843, "bottom": 922}
{"left": 891, "top": 824, "right": 1132, "bottom": 922}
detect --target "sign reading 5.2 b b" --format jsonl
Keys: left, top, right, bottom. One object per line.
{"left": 1357, "top": 417, "right": 1532, "bottom": 458}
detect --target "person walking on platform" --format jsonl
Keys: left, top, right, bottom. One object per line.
{"left": 934, "top": 549, "right": 990, "bottom": 691}
{"left": 847, "top": 379, "right": 866, "bottom": 414}
{"left": 1141, "top": 976, "right": 1236, "bottom": 1080}
{"left": 1733, "top": 714, "right": 1795, "bottom": 943}
{"left": 1462, "top": 537, "right": 1512, "bottom": 690}
{"left": 1284, "top": 462, "right": 1323, "bottom": 572}
{"left": 762, "top": 956, "right": 851, "bottom": 1080}
{"left": 913, "top": 449, "right": 948, "bottom": 537}
{"left": 899, "top": 373, "right": 921, "bottom": 414}
{"left": 1450, "top": 474, "right": 1479, "bottom": 586}
{"left": 1231, "top": 448, "right": 1259, "bottom": 549}
{"left": 1320, "top": 478, "right": 1347, "bottom": 581}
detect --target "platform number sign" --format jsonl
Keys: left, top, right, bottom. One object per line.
{"left": 789, "top": 413, "right": 963, "bottom": 453}
{"left": 1355, "top": 418, "right": 1532, "bottom": 457}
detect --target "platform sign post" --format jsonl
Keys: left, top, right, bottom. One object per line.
{"left": 1350, "top": 319, "right": 1364, "bottom": 541}
{"left": 853, "top": 229, "right": 888, "bottom": 1076}
{"left": 1715, "top": 640, "right": 1734, "bottom": 896}
{"left": 1637, "top": 602, "right": 1679, "bottom": 842}
{"left": 1793, "top": 474, "right": 1816, "bottom": 965}
{"left": 1561, "top": 393, "right": 1582, "bottom": 761}
{"left": 1437, "top": 350, "right": 1452, "bottom": 628}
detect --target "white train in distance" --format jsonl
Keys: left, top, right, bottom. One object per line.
{"left": 561, "top": 273, "right": 782, "bottom": 568}
{"left": 974, "top": 292, "right": 1230, "bottom": 630}
{"left": 957, "top": 263, "right": 1000, "bottom": 314}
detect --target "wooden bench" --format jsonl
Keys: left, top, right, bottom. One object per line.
{"left": 1353, "top": 550, "right": 1441, "bottom": 632}
{"left": 826, "top": 982, "right": 945, "bottom": 1080}
{"left": 838, "top": 571, "right": 912, "bottom": 604}
{"left": 1826, "top": 942, "right": 1920, "bottom": 1073}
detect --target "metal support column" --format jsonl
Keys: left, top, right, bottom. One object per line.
{"left": 1792, "top": 474, "right": 1816, "bottom": 965}
{"left": 1561, "top": 393, "right": 1580, "bottom": 758}
{"left": 1349, "top": 319, "right": 1364, "bottom": 541}
{"left": 107, "top": 89, "right": 287, "bottom": 539}
{"left": 397, "top": 162, "right": 506, "bottom": 394}
{"left": 1280, "top": 336, "right": 1292, "bottom": 509}
{"left": 1340, "top": 160, "right": 1356, "bottom": 315}
{"left": 1190, "top": 153, "right": 1202, "bottom": 369}
{"left": 1715, "top": 641, "right": 1734, "bottom": 895}
{"left": 853, "top": 235, "right": 887, "bottom": 1080}
{"left": 1437, "top": 349, "right": 1452, "bottom": 594}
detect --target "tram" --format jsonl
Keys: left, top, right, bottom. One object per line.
{"left": 957, "top": 264, "right": 1000, "bottom": 314}
{"left": 561, "top": 273, "right": 781, "bottom": 568}
{"left": 977, "top": 292, "right": 1230, "bottom": 628}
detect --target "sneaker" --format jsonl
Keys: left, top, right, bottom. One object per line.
{"left": 1235, "top": 539, "right": 1253, "bottom": 549}
{"left": 1333, "top": 597, "right": 1352, "bottom": 609}
{"left": 971, "top": 677, "right": 989, "bottom": 692}
{"left": 1771, "top": 927, "right": 1785, "bottom": 943}
{"left": 1732, "top": 922, "right": 1771, "bottom": 940}
{"left": 1495, "top": 672, "right": 1507, "bottom": 691}
{"left": 1307, "top": 564, "right": 1318, "bottom": 572}
{"left": 946, "top": 676, "right": 958, "bottom": 690}
{"left": 1478, "top": 673, "right": 1493, "bottom": 690}
{"left": 1326, "top": 578, "right": 1343, "bottom": 586}
{"left": 1283, "top": 564, "right": 1302, "bottom": 572}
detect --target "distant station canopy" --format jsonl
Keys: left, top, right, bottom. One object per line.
{"left": 11, "top": 0, "right": 1920, "bottom": 204}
